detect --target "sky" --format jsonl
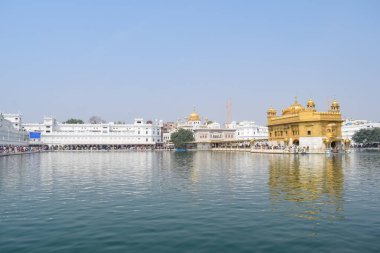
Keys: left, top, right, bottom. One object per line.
{"left": 0, "top": 0, "right": 379, "bottom": 125}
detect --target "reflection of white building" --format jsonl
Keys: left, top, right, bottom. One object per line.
{"left": 342, "top": 119, "right": 380, "bottom": 143}
{"left": 227, "top": 121, "right": 268, "bottom": 140}
{"left": 22, "top": 117, "right": 163, "bottom": 146}
{"left": 0, "top": 113, "right": 29, "bottom": 145}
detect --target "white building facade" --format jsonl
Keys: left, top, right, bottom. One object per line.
{"left": 0, "top": 113, "right": 29, "bottom": 145}
{"left": 342, "top": 119, "right": 380, "bottom": 143}
{"left": 227, "top": 121, "right": 268, "bottom": 141}
{"left": 194, "top": 128, "right": 236, "bottom": 149}
{"left": 22, "top": 117, "right": 163, "bottom": 147}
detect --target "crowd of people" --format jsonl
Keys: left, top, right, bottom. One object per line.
{"left": 252, "top": 143, "right": 310, "bottom": 153}
{"left": 351, "top": 143, "right": 380, "bottom": 149}
{"left": 213, "top": 142, "right": 312, "bottom": 153}
{"left": 46, "top": 144, "right": 168, "bottom": 151}
{"left": 0, "top": 144, "right": 175, "bottom": 154}
{"left": 2, "top": 142, "right": 377, "bottom": 156}
{"left": 0, "top": 145, "right": 45, "bottom": 155}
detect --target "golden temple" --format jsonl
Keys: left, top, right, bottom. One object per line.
{"left": 267, "top": 97, "right": 347, "bottom": 151}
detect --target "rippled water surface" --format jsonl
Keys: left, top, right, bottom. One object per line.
{"left": 0, "top": 151, "right": 379, "bottom": 252}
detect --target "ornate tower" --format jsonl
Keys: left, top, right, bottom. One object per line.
{"left": 267, "top": 107, "right": 277, "bottom": 118}
{"left": 330, "top": 99, "right": 340, "bottom": 112}
{"left": 306, "top": 98, "right": 316, "bottom": 109}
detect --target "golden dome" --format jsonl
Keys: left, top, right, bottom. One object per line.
{"left": 188, "top": 112, "right": 201, "bottom": 121}
{"left": 282, "top": 97, "right": 305, "bottom": 115}
{"left": 307, "top": 98, "right": 315, "bottom": 108}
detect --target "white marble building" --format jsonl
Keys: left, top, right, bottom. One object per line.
{"left": 227, "top": 121, "right": 268, "bottom": 140}
{"left": 22, "top": 117, "right": 163, "bottom": 146}
{"left": 168, "top": 111, "right": 222, "bottom": 143}
{"left": 173, "top": 111, "right": 268, "bottom": 149}
{"left": 3, "top": 113, "right": 23, "bottom": 131}
{"left": 342, "top": 119, "right": 380, "bottom": 143}
{"left": 0, "top": 113, "right": 28, "bottom": 145}
{"left": 193, "top": 128, "right": 236, "bottom": 149}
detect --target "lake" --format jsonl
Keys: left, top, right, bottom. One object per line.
{"left": 0, "top": 151, "right": 379, "bottom": 252}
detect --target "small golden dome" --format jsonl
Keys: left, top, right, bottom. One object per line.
{"left": 331, "top": 99, "right": 340, "bottom": 111}
{"left": 267, "top": 107, "right": 277, "bottom": 118}
{"left": 345, "top": 138, "right": 351, "bottom": 143}
{"left": 307, "top": 98, "right": 315, "bottom": 108}
{"left": 188, "top": 112, "right": 201, "bottom": 121}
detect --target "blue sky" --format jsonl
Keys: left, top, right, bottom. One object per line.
{"left": 0, "top": 0, "right": 379, "bottom": 124}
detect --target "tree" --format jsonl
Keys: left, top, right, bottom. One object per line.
{"left": 352, "top": 128, "right": 380, "bottom": 144}
{"left": 170, "top": 129, "right": 194, "bottom": 149}
{"left": 89, "top": 116, "right": 106, "bottom": 124}
{"left": 65, "top": 118, "right": 84, "bottom": 124}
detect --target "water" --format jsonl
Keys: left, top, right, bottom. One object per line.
{"left": 0, "top": 151, "right": 379, "bottom": 253}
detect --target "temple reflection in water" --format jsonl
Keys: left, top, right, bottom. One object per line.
{"left": 268, "top": 154, "right": 346, "bottom": 220}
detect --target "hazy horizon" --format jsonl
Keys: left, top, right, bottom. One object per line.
{"left": 1, "top": 1, "right": 379, "bottom": 125}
